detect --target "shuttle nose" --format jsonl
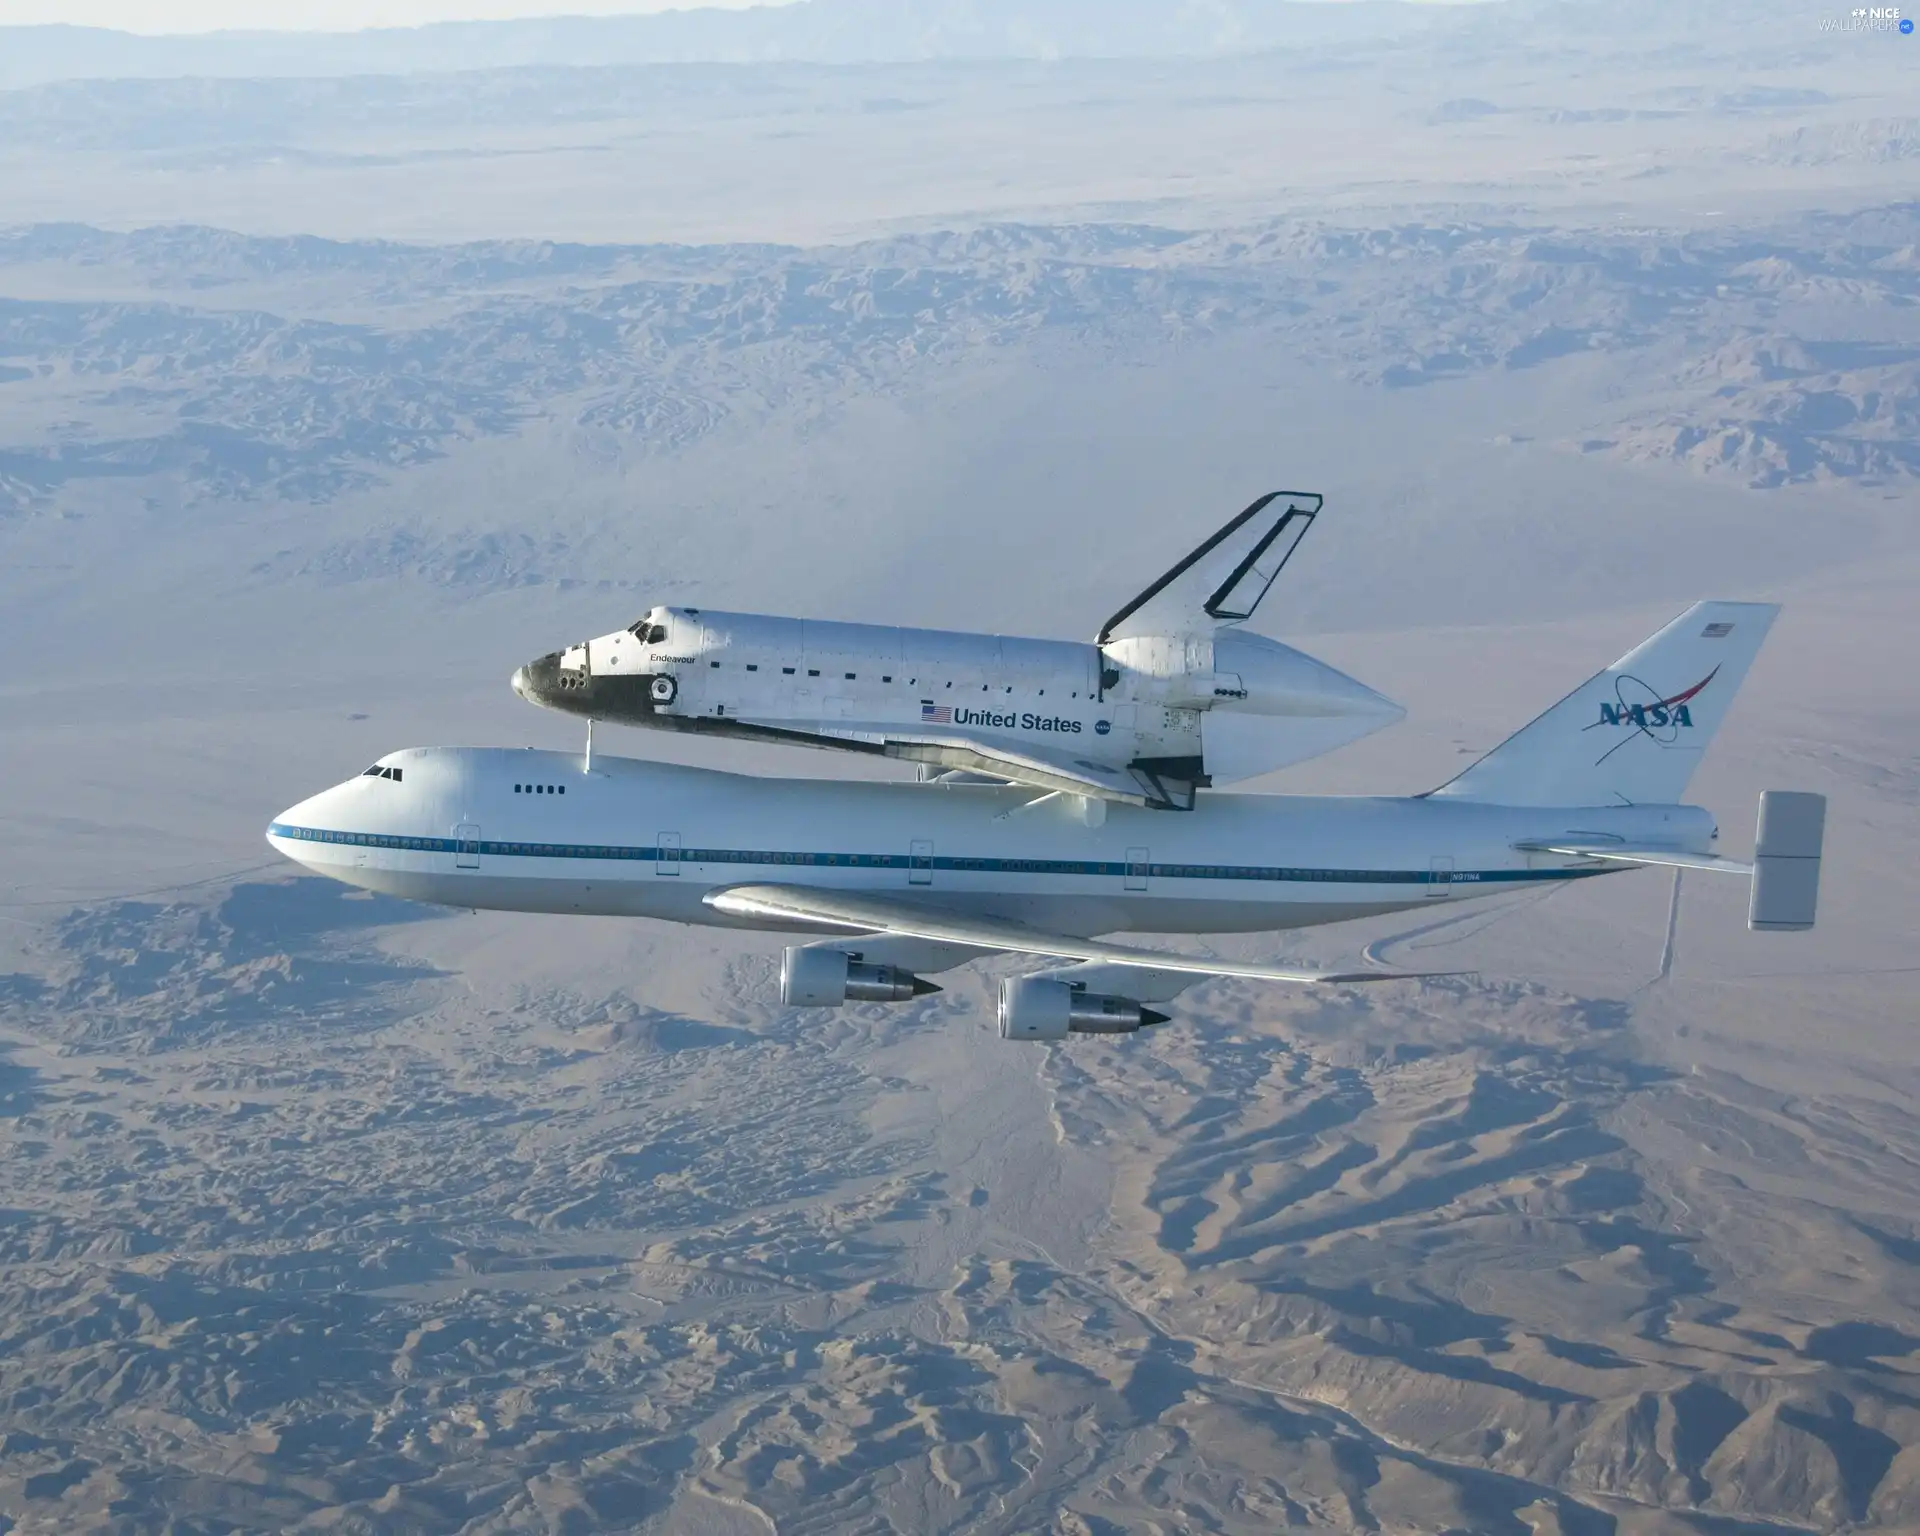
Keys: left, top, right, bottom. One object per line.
{"left": 511, "top": 650, "right": 581, "bottom": 715}
{"left": 511, "top": 645, "right": 663, "bottom": 725}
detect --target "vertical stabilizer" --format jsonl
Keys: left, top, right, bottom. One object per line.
{"left": 1430, "top": 601, "right": 1779, "bottom": 807}
{"left": 1098, "top": 492, "right": 1321, "bottom": 643}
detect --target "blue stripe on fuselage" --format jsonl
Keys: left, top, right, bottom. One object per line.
{"left": 266, "top": 822, "right": 1602, "bottom": 887}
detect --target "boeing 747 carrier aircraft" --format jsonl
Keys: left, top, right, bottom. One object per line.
{"left": 270, "top": 601, "right": 1824, "bottom": 1039}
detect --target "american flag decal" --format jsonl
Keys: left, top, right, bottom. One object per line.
{"left": 921, "top": 701, "right": 952, "bottom": 723}
{"left": 1701, "top": 621, "right": 1734, "bottom": 638}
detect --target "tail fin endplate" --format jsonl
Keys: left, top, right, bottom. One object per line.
{"left": 1751, "top": 790, "right": 1825, "bottom": 931}
{"left": 1431, "top": 601, "right": 1780, "bottom": 807}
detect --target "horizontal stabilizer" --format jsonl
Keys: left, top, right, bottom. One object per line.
{"left": 1750, "top": 790, "right": 1825, "bottom": 931}
{"left": 704, "top": 883, "right": 1450, "bottom": 986}
{"left": 1521, "top": 788, "right": 1826, "bottom": 933}
{"left": 1515, "top": 839, "right": 1753, "bottom": 875}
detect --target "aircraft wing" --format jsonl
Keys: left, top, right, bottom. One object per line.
{"left": 876, "top": 732, "right": 1169, "bottom": 808}
{"left": 703, "top": 882, "right": 1444, "bottom": 985}
{"left": 1099, "top": 490, "right": 1322, "bottom": 644}
{"left": 789, "top": 722, "right": 1194, "bottom": 810}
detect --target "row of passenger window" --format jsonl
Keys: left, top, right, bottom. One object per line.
{"left": 467, "top": 843, "right": 1423, "bottom": 883}
{"left": 514, "top": 783, "right": 567, "bottom": 794}
{"left": 295, "top": 826, "right": 1442, "bottom": 885}
{"left": 313, "top": 830, "right": 437, "bottom": 850}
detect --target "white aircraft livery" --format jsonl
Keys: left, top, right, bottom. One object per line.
{"left": 509, "top": 492, "right": 1403, "bottom": 812}
{"left": 271, "top": 600, "right": 1826, "bottom": 1039}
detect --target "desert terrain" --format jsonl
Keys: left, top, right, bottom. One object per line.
{"left": 1, "top": 1, "right": 1918, "bottom": 1529}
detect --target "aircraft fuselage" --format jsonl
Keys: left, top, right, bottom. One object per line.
{"left": 270, "top": 746, "right": 1716, "bottom": 938}
{"left": 510, "top": 606, "right": 1404, "bottom": 810}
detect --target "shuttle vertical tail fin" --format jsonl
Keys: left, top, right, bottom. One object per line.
{"left": 1429, "top": 601, "right": 1779, "bottom": 807}
{"left": 1098, "top": 492, "right": 1321, "bottom": 643}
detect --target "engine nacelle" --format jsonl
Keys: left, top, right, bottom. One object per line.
{"left": 996, "top": 977, "right": 1171, "bottom": 1041}
{"left": 780, "top": 947, "right": 938, "bottom": 1007}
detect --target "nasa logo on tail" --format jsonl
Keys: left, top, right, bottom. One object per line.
{"left": 1585, "top": 668, "right": 1718, "bottom": 764}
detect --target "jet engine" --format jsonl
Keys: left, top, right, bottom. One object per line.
{"left": 997, "top": 977, "right": 1170, "bottom": 1041}
{"left": 780, "top": 947, "right": 940, "bottom": 1007}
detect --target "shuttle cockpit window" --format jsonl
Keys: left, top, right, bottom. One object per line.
{"left": 629, "top": 618, "right": 668, "bottom": 645}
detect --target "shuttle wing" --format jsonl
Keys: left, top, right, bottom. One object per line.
{"left": 873, "top": 732, "right": 1163, "bottom": 808}
{"left": 784, "top": 721, "right": 1192, "bottom": 810}
{"left": 703, "top": 883, "right": 1444, "bottom": 985}
{"left": 1099, "top": 491, "right": 1322, "bottom": 644}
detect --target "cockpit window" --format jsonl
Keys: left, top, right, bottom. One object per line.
{"left": 361, "top": 765, "right": 402, "bottom": 782}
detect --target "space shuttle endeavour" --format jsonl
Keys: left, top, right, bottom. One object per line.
{"left": 510, "top": 492, "right": 1403, "bottom": 812}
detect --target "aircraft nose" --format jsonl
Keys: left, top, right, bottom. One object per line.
{"left": 511, "top": 650, "right": 576, "bottom": 713}
{"left": 265, "top": 780, "right": 353, "bottom": 869}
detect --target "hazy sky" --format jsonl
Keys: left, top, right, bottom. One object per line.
{"left": 0, "top": 0, "right": 793, "bottom": 30}
{"left": 0, "top": 0, "right": 1434, "bottom": 32}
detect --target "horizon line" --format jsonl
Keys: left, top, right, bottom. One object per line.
{"left": 6, "top": 0, "right": 1500, "bottom": 43}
